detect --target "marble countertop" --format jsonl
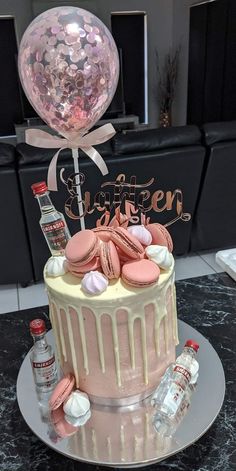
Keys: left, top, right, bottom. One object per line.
{"left": 0, "top": 272, "right": 235, "bottom": 471}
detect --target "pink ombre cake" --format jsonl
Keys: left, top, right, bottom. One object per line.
{"left": 44, "top": 224, "right": 179, "bottom": 406}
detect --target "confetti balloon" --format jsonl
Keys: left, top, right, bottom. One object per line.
{"left": 18, "top": 6, "right": 119, "bottom": 139}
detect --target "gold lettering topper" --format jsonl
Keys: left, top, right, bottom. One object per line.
{"left": 60, "top": 171, "right": 191, "bottom": 227}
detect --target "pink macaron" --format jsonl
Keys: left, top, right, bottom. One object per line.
{"left": 146, "top": 224, "right": 173, "bottom": 252}
{"left": 121, "top": 259, "right": 160, "bottom": 288}
{"left": 50, "top": 406, "right": 78, "bottom": 438}
{"left": 100, "top": 240, "right": 121, "bottom": 279}
{"left": 66, "top": 256, "right": 101, "bottom": 277}
{"left": 116, "top": 246, "right": 134, "bottom": 265}
{"left": 65, "top": 230, "right": 99, "bottom": 265}
{"left": 111, "top": 227, "right": 144, "bottom": 260}
{"left": 49, "top": 373, "right": 75, "bottom": 411}
{"left": 92, "top": 226, "right": 114, "bottom": 242}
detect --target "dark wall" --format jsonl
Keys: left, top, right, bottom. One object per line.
{"left": 187, "top": 0, "right": 236, "bottom": 125}
{"left": 111, "top": 13, "right": 145, "bottom": 123}
{"left": 0, "top": 18, "right": 23, "bottom": 136}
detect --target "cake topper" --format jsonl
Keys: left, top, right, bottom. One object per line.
{"left": 60, "top": 171, "right": 191, "bottom": 228}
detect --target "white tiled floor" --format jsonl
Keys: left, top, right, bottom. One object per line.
{"left": 0, "top": 251, "right": 224, "bottom": 314}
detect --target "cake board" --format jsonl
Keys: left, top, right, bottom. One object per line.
{"left": 17, "top": 320, "right": 225, "bottom": 468}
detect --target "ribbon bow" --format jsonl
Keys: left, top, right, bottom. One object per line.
{"left": 25, "top": 123, "right": 116, "bottom": 191}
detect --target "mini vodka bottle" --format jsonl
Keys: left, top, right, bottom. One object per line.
{"left": 31, "top": 181, "right": 71, "bottom": 256}
{"left": 30, "top": 319, "right": 58, "bottom": 393}
{"left": 152, "top": 339, "right": 199, "bottom": 436}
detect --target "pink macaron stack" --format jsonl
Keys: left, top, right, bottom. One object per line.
{"left": 65, "top": 229, "right": 101, "bottom": 277}
{"left": 65, "top": 222, "right": 173, "bottom": 290}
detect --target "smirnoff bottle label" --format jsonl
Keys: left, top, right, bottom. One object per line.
{"left": 30, "top": 319, "right": 58, "bottom": 393}
{"left": 31, "top": 181, "right": 71, "bottom": 256}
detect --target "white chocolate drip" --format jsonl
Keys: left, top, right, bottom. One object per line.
{"left": 141, "top": 316, "right": 148, "bottom": 384}
{"left": 106, "top": 436, "right": 112, "bottom": 461}
{"left": 164, "top": 313, "right": 169, "bottom": 354}
{"left": 95, "top": 315, "right": 105, "bottom": 373}
{"left": 48, "top": 298, "right": 63, "bottom": 366}
{"left": 133, "top": 435, "right": 139, "bottom": 461}
{"left": 144, "top": 412, "right": 149, "bottom": 460}
{"left": 81, "top": 427, "right": 88, "bottom": 458}
{"left": 91, "top": 428, "right": 98, "bottom": 460}
{"left": 172, "top": 284, "right": 179, "bottom": 343}
{"left": 46, "top": 266, "right": 178, "bottom": 389}
{"left": 120, "top": 425, "right": 125, "bottom": 461}
{"left": 111, "top": 315, "right": 121, "bottom": 387}
{"left": 128, "top": 317, "right": 135, "bottom": 369}
{"left": 76, "top": 308, "right": 89, "bottom": 375}
{"left": 66, "top": 307, "right": 79, "bottom": 387}
{"left": 56, "top": 307, "right": 67, "bottom": 362}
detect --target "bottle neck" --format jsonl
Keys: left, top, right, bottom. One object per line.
{"left": 183, "top": 346, "right": 197, "bottom": 358}
{"left": 32, "top": 332, "right": 48, "bottom": 351}
{"left": 35, "top": 191, "right": 55, "bottom": 214}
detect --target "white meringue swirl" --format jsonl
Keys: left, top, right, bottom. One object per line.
{"left": 65, "top": 409, "right": 91, "bottom": 427}
{"left": 127, "top": 225, "right": 152, "bottom": 246}
{"left": 46, "top": 256, "right": 68, "bottom": 277}
{"left": 81, "top": 271, "right": 108, "bottom": 295}
{"left": 63, "top": 390, "right": 90, "bottom": 418}
{"left": 145, "top": 245, "right": 173, "bottom": 270}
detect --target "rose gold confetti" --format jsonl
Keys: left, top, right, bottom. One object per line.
{"left": 48, "top": 36, "right": 57, "bottom": 46}
{"left": 87, "top": 32, "right": 95, "bottom": 43}
{"left": 57, "top": 32, "right": 65, "bottom": 41}
{"left": 78, "top": 28, "right": 86, "bottom": 38}
{"left": 18, "top": 6, "right": 119, "bottom": 136}
{"left": 84, "top": 24, "right": 93, "bottom": 33}
{"left": 65, "top": 35, "right": 77, "bottom": 45}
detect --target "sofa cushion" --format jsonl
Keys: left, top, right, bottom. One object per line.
{"left": 112, "top": 125, "right": 201, "bottom": 155}
{"left": 0, "top": 143, "right": 16, "bottom": 166}
{"left": 16, "top": 140, "right": 112, "bottom": 166}
{"left": 203, "top": 121, "right": 236, "bottom": 146}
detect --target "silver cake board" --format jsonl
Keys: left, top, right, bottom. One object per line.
{"left": 17, "top": 320, "right": 225, "bottom": 468}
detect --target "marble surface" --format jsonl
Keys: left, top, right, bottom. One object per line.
{"left": 0, "top": 272, "right": 235, "bottom": 471}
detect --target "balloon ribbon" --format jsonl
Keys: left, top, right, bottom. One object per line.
{"left": 25, "top": 123, "right": 116, "bottom": 191}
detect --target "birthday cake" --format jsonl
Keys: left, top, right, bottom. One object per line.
{"left": 44, "top": 221, "right": 179, "bottom": 406}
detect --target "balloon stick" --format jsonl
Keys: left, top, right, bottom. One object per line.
{"left": 72, "top": 148, "right": 85, "bottom": 231}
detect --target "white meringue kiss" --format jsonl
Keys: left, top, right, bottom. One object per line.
{"left": 81, "top": 270, "right": 108, "bottom": 295}
{"left": 145, "top": 245, "right": 173, "bottom": 270}
{"left": 65, "top": 409, "right": 91, "bottom": 427}
{"left": 127, "top": 225, "right": 152, "bottom": 246}
{"left": 46, "top": 256, "right": 68, "bottom": 277}
{"left": 63, "top": 390, "right": 90, "bottom": 418}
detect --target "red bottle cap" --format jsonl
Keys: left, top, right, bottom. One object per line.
{"left": 30, "top": 319, "right": 46, "bottom": 335}
{"left": 185, "top": 339, "right": 199, "bottom": 352}
{"left": 31, "top": 181, "right": 48, "bottom": 195}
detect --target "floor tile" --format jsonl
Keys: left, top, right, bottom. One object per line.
{"left": 174, "top": 254, "right": 215, "bottom": 281}
{"left": 18, "top": 282, "right": 48, "bottom": 310}
{"left": 198, "top": 251, "right": 224, "bottom": 273}
{"left": 0, "top": 284, "right": 18, "bottom": 314}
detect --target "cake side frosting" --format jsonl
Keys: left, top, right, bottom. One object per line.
{"left": 45, "top": 261, "right": 178, "bottom": 403}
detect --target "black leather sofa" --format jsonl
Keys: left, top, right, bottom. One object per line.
{"left": 191, "top": 121, "right": 236, "bottom": 252}
{"left": 16, "top": 125, "right": 205, "bottom": 281}
{"left": 0, "top": 144, "right": 33, "bottom": 285}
